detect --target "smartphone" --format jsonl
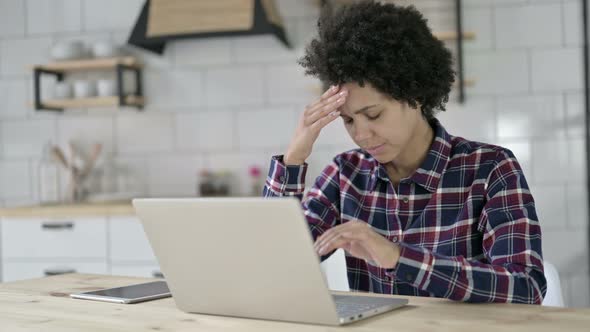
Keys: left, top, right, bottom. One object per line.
{"left": 70, "top": 280, "right": 171, "bottom": 304}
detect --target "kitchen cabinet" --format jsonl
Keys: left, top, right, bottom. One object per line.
{"left": 109, "top": 216, "right": 157, "bottom": 262}
{"left": 110, "top": 264, "right": 163, "bottom": 279}
{"left": 1, "top": 217, "right": 107, "bottom": 259}
{"left": 0, "top": 217, "right": 109, "bottom": 282}
{"left": 108, "top": 216, "right": 162, "bottom": 278}
{"left": 0, "top": 204, "right": 161, "bottom": 282}
{"left": 3, "top": 262, "right": 108, "bottom": 282}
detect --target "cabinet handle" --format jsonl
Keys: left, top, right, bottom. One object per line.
{"left": 41, "top": 222, "right": 74, "bottom": 230}
{"left": 44, "top": 267, "right": 76, "bottom": 276}
{"left": 153, "top": 270, "right": 164, "bottom": 278}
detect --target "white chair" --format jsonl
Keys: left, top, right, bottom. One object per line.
{"left": 320, "top": 248, "right": 350, "bottom": 291}
{"left": 321, "top": 251, "right": 564, "bottom": 306}
{"left": 542, "top": 261, "right": 564, "bottom": 307}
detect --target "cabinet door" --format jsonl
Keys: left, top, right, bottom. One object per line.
{"left": 1, "top": 217, "right": 107, "bottom": 259}
{"left": 109, "top": 216, "right": 157, "bottom": 262}
{"left": 110, "top": 264, "right": 163, "bottom": 279}
{"left": 2, "top": 261, "right": 108, "bottom": 282}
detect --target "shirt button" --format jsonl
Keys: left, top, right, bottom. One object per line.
{"left": 279, "top": 176, "right": 285, "bottom": 182}
{"left": 402, "top": 197, "right": 409, "bottom": 204}
{"left": 392, "top": 236, "right": 398, "bottom": 243}
{"left": 405, "top": 273, "right": 413, "bottom": 282}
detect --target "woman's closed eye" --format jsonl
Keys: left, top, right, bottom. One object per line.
{"left": 366, "top": 113, "right": 381, "bottom": 120}
{"left": 341, "top": 112, "right": 381, "bottom": 124}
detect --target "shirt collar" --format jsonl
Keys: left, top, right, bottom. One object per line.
{"left": 368, "top": 118, "right": 452, "bottom": 193}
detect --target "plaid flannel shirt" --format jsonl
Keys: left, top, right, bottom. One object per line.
{"left": 263, "top": 119, "right": 547, "bottom": 304}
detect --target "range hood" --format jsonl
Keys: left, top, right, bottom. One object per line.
{"left": 128, "top": 0, "right": 290, "bottom": 54}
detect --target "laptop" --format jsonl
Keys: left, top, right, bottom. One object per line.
{"left": 132, "top": 197, "right": 408, "bottom": 325}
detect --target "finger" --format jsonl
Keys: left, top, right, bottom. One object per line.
{"left": 309, "top": 89, "right": 347, "bottom": 116}
{"left": 305, "top": 95, "right": 346, "bottom": 126}
{"left": 315, "top": 221, "right": 370, "bottom": 253}
{"left": 314, "top": 222, "right": 357, "bottom": 251}
{"left": 305, "top": 88, "right": 347, "bottom": 118}
{"left": 306, "top": 85, "right": 340, "bottom": 113}
{"left": 314, "top": 229, "right": 338, "bottom": 252}
{"left": 316, "top": 231, "right": 347, "bottom": 255}
{"left": 314, "top": 223, "right": 348, "bottom": 250}
{"left": 318, "top": 231, "right": 359, "bottom": 256}
{"left": 317, "top": 237, "right": 348, "bottom": 256}
{"left": 321, "top": 85, "right": 340, "bottom": 99}
{"left": 309, "top": 109, "right": 341, "bottom": 132}
{"left": 305, "top": 90, "right": 348, "bottom": 122}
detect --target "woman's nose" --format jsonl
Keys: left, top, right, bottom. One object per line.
{"left": 353, "top": 123, "right": 372, "bottom": 142}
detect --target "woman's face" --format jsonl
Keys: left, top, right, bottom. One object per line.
{"left": 338, "top": 82, "right": 424, "bottom": 164}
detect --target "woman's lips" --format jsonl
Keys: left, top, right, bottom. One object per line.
{"left": 366, "top": 144, "right": 385, "bottom": 155}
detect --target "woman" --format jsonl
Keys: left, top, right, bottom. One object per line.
{"left": 263, "top": 1, "right": 546, "bottom": 304}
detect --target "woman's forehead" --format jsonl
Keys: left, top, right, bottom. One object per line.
{"left": 340, "top": 83, "right": 402, "bottom": 112}
{"left": 341, "top": 82, "right": 382, "bottom": 102}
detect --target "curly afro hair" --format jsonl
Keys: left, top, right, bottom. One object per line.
{"left": 298, "top": 0, "right": 455, "bottom": 119}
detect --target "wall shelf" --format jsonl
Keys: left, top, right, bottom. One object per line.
{"left": 32, "top": 56, "right": 144, "bottom": 112}
{"left": 42, "top": 96, "right": 144, "bottom": 109}
{"left": 433, "top": 31, "right": 476, "bottom": 41}
{"left": 462, "top": 79, "right": 475, "bottom": 87}
{"left": 32, "top": 56, "right": 142, "bottom": 72}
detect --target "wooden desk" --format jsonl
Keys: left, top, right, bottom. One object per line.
{"left": 0, "top": 273, "right": 588, "bottom": 331}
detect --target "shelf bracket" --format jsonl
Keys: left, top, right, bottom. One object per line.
{"left": 34, "top": 68, "right": 65, "bottom": 111}
{"left": 455, "top": 0, "right": 465, "bottom": 103}
{"left": 581, "top": 0, "right": 590, "bottom": 297}
{"left": 115, "top": 63, "right": 144, "bottom": 110}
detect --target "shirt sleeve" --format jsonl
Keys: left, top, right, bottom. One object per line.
{"left": 388, "top": 149, "right": 547, "bottom": 304}
{"left": 263, "top": 155, "right": 341, "bottom": 246}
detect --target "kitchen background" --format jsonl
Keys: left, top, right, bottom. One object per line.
{"left": 0, "top": 0, "right": 588, "bottom": 307}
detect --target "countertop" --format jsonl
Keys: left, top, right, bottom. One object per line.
{"left": 0, "top": 201, "right": 134, "bottom": 218}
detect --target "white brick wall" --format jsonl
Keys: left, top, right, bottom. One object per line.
{"left": 532, "top": 48, "right": 584, "bottom": 92}
{"left": 0, "top": 0, "right": 25, "bottom": 38}
{"left": 0, "top": 79, "right": 28, "bottom": 118}
{"left": 27, "top": 0, "right": 82, "bottom": 35}
{"left": 267, "top": 63, "right": 319, "bottom": 105}
{"left": 82, "top": 0, "right": 144, "bottom": 31}
{"left": 236, "top": 107, "right": 297, "bottom": 149}
{"left": 0, "top": 160, "right": 32, "bottom": 199}
{"left": 467, "top": 51, "right": 530, "bottom": 95}
{"left": 175, "top": 110, "right": 235, "bottom": 151}
{"left": 0, "top": 0, "right": 588, "bottom": 307}
{"left": 495, "top": 3, "right": 562, "bottom": 49}
{"left": 115, "top": 113, "right": 174, "bottom": 154}
{"left": 463, "top": 6, "right": 494, "bottom": 51}
{"left": 437, "top": 97, "right": 496, "bottom": 142}
{"left": 0, "top": 37, "right": 53, "bottom": 77}
{"left": 496, "top": 95, "right": 566, "bottom": 139}
{"left": 147, "top": 154, "right": 206, "bottom": 197}
{"left": 1, "top": 118, "right": 56, "bottom": 158}
{"left": 171, "top": 39, "right": 232, "bottom": 67}
{"left": 144, "top": 69, "right": 204, "bottom": 109}
{"left": 205, "top": 66, "right": 265, "bottom": 107}
{"left": 56, "top": 115, "right": 115, "bottom": 155}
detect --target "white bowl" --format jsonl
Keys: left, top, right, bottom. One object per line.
{"left": 50, "top": 41, "right": 85, "bottom": 61}
{"left": 92, "top": 41, "right": 119, "bottom": 58}
{"left": 97, "top": 79, "right": 117, "bottom": 97}
{"left": 52, "top": 82, "right": 72, "bottom": 99}
{"left": 73, "top": 80, "right": 97, "bottom": 98}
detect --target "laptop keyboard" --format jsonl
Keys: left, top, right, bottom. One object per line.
{"left": 333, "top": 295, "right": 394, "bottom": 317}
